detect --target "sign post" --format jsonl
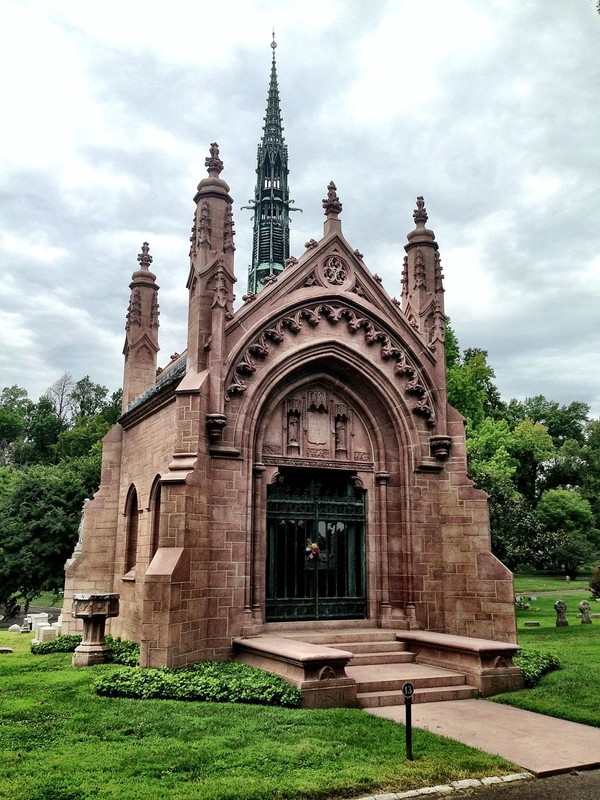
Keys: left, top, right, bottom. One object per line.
{"left": 402, "top": 682, "right": 415, "bottom": 761}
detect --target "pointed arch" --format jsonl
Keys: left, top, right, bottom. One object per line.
{"left": 148, "top": 475, "right": 162, "bottom": 559}
{"left": 124, "top": 484, "right": 140, "bottom": 574}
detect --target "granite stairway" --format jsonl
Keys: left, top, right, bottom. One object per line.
{"left": 274, "top": 627, "right": 478, "bottom": 708}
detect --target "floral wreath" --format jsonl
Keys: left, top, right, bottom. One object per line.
{"left": 305, "top": 539, "right": 321, "bottom": 561}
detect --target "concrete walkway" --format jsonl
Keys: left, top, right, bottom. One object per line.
{"left": 367, "top": 699, "right": 600, "bottom": 776}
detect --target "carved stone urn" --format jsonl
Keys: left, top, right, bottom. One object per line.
{"left": 72, "top": 593, "right": 120, "bottom": 667}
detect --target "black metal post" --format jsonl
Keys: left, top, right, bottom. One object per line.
{"left": 405, "top": 696, "right": 413, "bottom": 760}
{"left": 402, "top": 681, "right": 414, "bottom": 761}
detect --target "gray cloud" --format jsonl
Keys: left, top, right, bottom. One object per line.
{"left": 1, "top": 0, "right": 598, "bottom": 417}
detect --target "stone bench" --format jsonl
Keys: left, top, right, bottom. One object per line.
{"left": 396, "top": 631, "right": 523, "bottom": 696}
{"left": 232, "top": 635, "right": 357, "bottom": 708}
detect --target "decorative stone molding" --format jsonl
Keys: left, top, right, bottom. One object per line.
{"left": 225, "top": 302, "right": 436, "bottom": 427}
{"left": 430, "top": 434, "right": 451, "bottom": 460}
{"left": 206, "top": 413, "right": 227, "bottom": 442}
{"left": 262, "top": 455, "right": 374, "bottom": 472}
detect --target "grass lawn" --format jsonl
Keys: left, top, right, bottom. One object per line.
{"left": 0, "top": 633, "right": 517, "bottom": 800}
{"left": 492, "top": 593, "right": 600, "bottom": 727}
{"left": 513, "top": 575, "right": 590, "bottom": 593}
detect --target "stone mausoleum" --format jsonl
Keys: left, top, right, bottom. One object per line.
{"left": 63, "top": 40, "right": 521, "bottom": 703}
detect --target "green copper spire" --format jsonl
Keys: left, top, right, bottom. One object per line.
{"left": 244, "top": 34, "right": 299, "bottom": 294}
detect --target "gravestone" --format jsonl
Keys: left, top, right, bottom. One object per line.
{"left": 579, "top": 600, "right": 592, "bottom": 624}
{"left": 554, "top": 599, "right": 568, "bottom": 627}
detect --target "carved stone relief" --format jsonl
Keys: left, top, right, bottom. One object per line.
{"left": 261, "top": 385, "right": 373, "bottom": 464}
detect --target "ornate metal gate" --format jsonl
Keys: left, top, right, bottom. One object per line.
{"left": 265, "top": 470, "right": 366, "bottom": 622}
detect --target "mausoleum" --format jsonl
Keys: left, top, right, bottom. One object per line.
{"left": 63, "top": 39, "right": 521, "bottom": 703}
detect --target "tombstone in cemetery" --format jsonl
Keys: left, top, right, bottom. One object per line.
{"left": 554, "top": 599, "right": 568, "bottom": 627}
{"left": 28, "top": 613, "right": 50, "bottom": 636}
{"left": 578, "top": 599, "right": 592, "bottom": 624}
{"left": 37, "top": 626, "right": 58, "bottom": 643}
{"left": 72, "top": 593, "right": 119, "bottom": 667}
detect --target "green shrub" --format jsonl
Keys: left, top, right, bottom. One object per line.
{"left": 31, "top": 634, "right": 82, "bottom": 654}
{"left": 514, "top": 648, "right": 560, "bottom": 687}
{"left": 589, "top": 566, "right": 600, "bottom": 598}
{"left": 31, "top": 634, "right": 139, "bottom": 666}
{"left": 95, "top": 660, "right": 302, "bottom": 708}
{"left": 104, "top": 635, "right": 140, "bottom": 666}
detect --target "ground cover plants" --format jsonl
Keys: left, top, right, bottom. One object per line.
{"left": 0, "top": 632, "right": 517, "bottom": 800}
{"left": 31, "top": 633, "right": 140, "bottom": 666}
{"left": 95, "top": 661, "right": 302, "bottom": 707}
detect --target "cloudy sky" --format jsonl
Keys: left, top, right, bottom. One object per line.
{"left": 1, "top": 0, "right": 599, "bottom": 417}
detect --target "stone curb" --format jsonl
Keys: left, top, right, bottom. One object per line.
{"left": 352, "top": 772, "right": 534, "bottom": 800}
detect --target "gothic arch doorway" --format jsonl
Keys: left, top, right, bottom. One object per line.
{"left": 265, "top": 469, "right": 366, "bottom": 622}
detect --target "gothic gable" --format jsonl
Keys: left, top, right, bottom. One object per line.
{"left": 233, "top": 230, "right": 419, "bottom": 350}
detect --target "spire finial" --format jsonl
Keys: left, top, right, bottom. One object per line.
{"left": 413, "top": 196, "right": 428, "bottom": 225}
{"left": 137, "top": 242, "right": 153, "bottom": 270}
{"left": 205, "top": 142, "right": 224, "bottom": 176}
{"left": 322, "top": 181, "right": 343, "bottom": 218}
{"left": 271, "top": 29, "right": 277, "bottom": 58}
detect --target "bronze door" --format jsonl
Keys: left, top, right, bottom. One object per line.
{"left": 265, "top": 470, "right": 366, "bottom": 622}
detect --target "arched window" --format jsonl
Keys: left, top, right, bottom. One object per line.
{"left": 124, "top": 486, "right": 139, "bottom": 574}
{"left": 149, "top": 477, "right": 162, "bottom": 559}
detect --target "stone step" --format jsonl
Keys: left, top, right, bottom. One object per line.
{"left": 264, "top": 620, "right": 377, "bottom": 634}
{"left": 276, "top": 628, "right": 398, "bottom": 645}
{"left": 357, "top": 684, "right": 478, "bottom": 708}
{"left": 257, "top": 627, "right": 483, "bottom": 707}
{"left": 350, "top": 650, "right": 415, "bottom": 666}
{"left": 334, "top": 640, "right": 408, "bottom": 654}
{"left": 346, "top": 663, "right": 470, "bottom": 694}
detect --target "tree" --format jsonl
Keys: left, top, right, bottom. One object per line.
{"left": 70, "top": 376, "right": 109, "bottom": 419}
{"left": 508, "top": 396, "right": 589, "bottom": 447}
{"left": 509, "top": 418, "right": 555, "bottom": 504}
{"left": 536, "top": 488, "right": 599, "bottom": 578}
{"left": 473, "top": 470, "right": 553, "bottom": 571}
{"left": 0, "top": 386, "right": 32, "bottom": 465}
{"left": 467, "top": 417, "right": 517, "bottom": 483}
{"left": 12, "top": 395, "right": 65, "bottom": 466}
{"left": 101, "top": 389, "right": 123, "bottom": 425}
{"left": 445, "top": 324, "right": 505, "bottom": 428}
{"left": 578, "top": 420, "right": 600, "bottom": 529}
{"left": 0, "top": 453, "right": 101, "bottom": 607}
{"left": 55, "top": 416, "right": 111, "bottom": 460}
{"left": 47, "top": 372, "right": 75, "bottom": 423}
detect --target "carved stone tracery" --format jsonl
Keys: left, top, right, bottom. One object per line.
{"left": 322, "top": 255, "right": 348, "bottom": 286}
